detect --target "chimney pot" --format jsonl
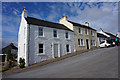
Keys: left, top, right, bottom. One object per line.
{"left": 85, "top": 22, "right": 89, "bottom": 26}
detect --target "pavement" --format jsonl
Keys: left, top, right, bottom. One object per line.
{"left": 4, "top": 47, "right": 118, "bottom": 78}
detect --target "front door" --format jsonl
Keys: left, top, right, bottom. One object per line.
{"left": 86, "top": 39, "right": 89, "bottom": 49}
{"left": 54, "top": 44, "right": 58, "bottom": 58}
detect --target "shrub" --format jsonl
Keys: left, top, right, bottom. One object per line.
{"left": 19, "top": 58, "right": 25, "bottom": 68}
{"left": 2, "top": 66, "right": 8, "bottom": 71}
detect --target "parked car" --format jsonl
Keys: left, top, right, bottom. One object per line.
{"left": 99, "top": 40, "right": 111, "bottom": 48}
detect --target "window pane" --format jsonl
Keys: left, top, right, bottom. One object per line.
{"left": 81, "top": 39, "right": 83, "bottom": 46}
{"left": 79, "top": 28, "right": 81, "bottom": 34}
{"left": 53, "top": 30, "right": 57, "bottom": 37}
{"left": 78, "top": 39, "right": 80, "bottom": 45}
{"left": 39, "top": 49, "right": 43, "bottom": 53}
{"left": 85, "top": 29, "right": 88, "bottom": 35}
{"left": 66, "top": 32, "right": 68, "bottom": 38}
{"left": 39, "top": 44, "right": 43, "bottom": 48}
{"left": 39, "top": 28, "right": 43, "bottom": 36}
{"left": 39, "top": 44, "right": 43, "bottom": 53}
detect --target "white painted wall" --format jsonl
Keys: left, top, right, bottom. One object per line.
{"left": 98, "top": 31, "right": 110, "bottom": 37}
{"left": 117, "top": 32, "right": 120, "bottom": 38}
{"left": 18, "top": 10, "right": 29, "bottom": 66}
{"left": 28, "top": 25, "right": 75, "bottom": 65}
{"left": 59, "top": 17, "right": 74, "bottom": 31}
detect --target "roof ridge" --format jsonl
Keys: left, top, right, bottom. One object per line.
{"left": 25, "top": 16, "right": 73, "bottom": 31}
{"left": 27, "top": 16, "right": 64, "bottom": 26}
{"left": 68, "top": 20, "right": 96, "bottom": 31}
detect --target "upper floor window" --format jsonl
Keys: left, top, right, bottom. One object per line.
{"left": 79, "top": 28, "right": 82, "bottom": 34}
{"left": 53, "top": 30, "right": 57, "bottom": 37}
{"left": 39, "top": 27, "right": 43, "bottom": 36}
{"left": 78, "top": 39, "right": 84, "bottom": 46}
{"left": 65, "top": 32, "right": 69, "bottom": 39}
{"left": 91, "top": 40, "right": 96, "bottom": 46}
{"left": 91, "top": 30, "right": 94, "bottom": 36}
{"left": 85, "top": 29, "right": 88, "bottom": 35}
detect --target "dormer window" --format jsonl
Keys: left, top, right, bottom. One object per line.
{"left": 39, "top": 27, "right": 43, "bottom": 36}
{"left": 79, "top": 28, "right": 82, "bottom": 34}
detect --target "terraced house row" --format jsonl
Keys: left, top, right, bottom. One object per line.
{"left": 18, "top": 8, "right": 98, "bottom": 66}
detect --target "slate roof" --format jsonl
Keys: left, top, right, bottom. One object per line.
{"left": 68, "top": 20, "right": 96, "bottom": 31}
{"left": 2, "top": 43, "right": 18, "bottom": 54}
{"left": 25, "top": 17, "right": 73, "bottom": 31}
{"left": 97, "top": 33, "right": 108, "bottom": 38}
{"left": 105, "top": 32, "right": 117, "bottom": 39}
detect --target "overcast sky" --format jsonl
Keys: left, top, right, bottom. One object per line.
{"left": 1, "top": 2, "right": 118, "bottom": 47}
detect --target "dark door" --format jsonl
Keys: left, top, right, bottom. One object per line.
{"left": 86, "top": 39, "right": 89, "bottom": 49}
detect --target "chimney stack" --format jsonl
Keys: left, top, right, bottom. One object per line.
{"left": 84, "top": 22, "right": 89, "bottom": 26}
{"left": 22, "top": 7, "right": 27, "bottom": 18}
{"left": 100, "top": 28, "right": 103, "bottom": 32}
{"left": 59, "top": 14, "right": 68, "bottom": 22}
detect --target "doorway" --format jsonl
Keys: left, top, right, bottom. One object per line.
{"left": 53, "top": 44, "right": 59, "bottom": 58}
{"left": 86, "top": 39, "right": 89, "bottom": 49}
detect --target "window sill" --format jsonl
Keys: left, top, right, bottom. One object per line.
{"left": 38, "top": 36, "right": 46, "bottom": 38}
{"left": 66, "top": 38, "right": 71, "bottom": 40}
{"left": 78, "top": 45, "right": 85, "bottom": 47}
{"left": 92, "top": 45, "right": 96, "bottom": 46}
{"left": 54, "top": 37, "right": 59, "bottom": 40}
{"left": 66, "top": 52, "right": 71, "bottom": 54}
{"left": 79, "top": 33, "right": 82, "bottom": 35}
{"left": 37, "top": 53, "right": 45, "bottom": 56}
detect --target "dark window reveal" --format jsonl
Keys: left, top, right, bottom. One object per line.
{"left": 39, "top": 44, "right": 43, "bottom": 53}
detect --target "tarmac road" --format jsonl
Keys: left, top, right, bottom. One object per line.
{"left": 5, "top": 47, "right": 118, "bottom": 78}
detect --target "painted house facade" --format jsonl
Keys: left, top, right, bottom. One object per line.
{"left": 98, "top": 28, "right": 117, "bottom": 40}
{"left": 97, "top": 33, "right": 108, "bottom": 46}
{"left": 18, "top": 8, "right": 75, "bottom": 66}
{"left": 59, "top": 15, "right": 98, "bottom": 51}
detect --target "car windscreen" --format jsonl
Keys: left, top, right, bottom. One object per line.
{"left": 100, "top": 41, "right": 105, "bottom": 44}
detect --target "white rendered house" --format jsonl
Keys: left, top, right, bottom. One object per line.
{"left": 18, "top": 8, "right": 75, "bottom": 66}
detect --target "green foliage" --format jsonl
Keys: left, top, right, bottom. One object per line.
{"left": 2, "top": 66, "right": 8, "bottom": 71}
{"left": 19, "top": 58, "right": 25, "bottom": 68}
{"left": 7, "top": 50, "right": 13, "bottom": 61}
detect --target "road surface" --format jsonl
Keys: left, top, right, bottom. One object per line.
{"left": 5, "top": 47, "right": 118, "bottom": 78}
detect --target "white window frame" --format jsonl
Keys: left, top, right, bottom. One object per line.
{"left": 53, "top": 29, "right": 58, "bottom": 38}
{"left": 37, "top": 43, "right": 45, "bottom": 55}
{"left": 79, "top": 28, "right": 82, "bottom": 34}
{"left": 38, "top": 27, "right": 44, "bottom": 37}
{"left": 91, "top": 30, "right": 94, "bottom": 36}
{"left": 78, "top": 39, "right": 84, "bottom": 46}
{"left": 65, "top": 31, "right": 70, "bottom": 39}
{"left": 85, "top": 29, "right": 88, "bottom": 35}
{"left": 91, "top": 40, "right": 96, "bottom": 46}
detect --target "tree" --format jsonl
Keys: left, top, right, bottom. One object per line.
{"left": 6, "top": 50, "right": 13, "bottom": 68}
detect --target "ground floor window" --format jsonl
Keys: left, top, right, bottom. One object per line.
{"left": 78, "top": 39, "right": 84, "bottom": 46}
{"left": 66, "top": 44, "right": 69, "bottom": 53}
{"left": 91, "top": 40, "right": 96, "bottom": 46}
{"left": 39, "top": 44, "right": 43, "bottom": 53}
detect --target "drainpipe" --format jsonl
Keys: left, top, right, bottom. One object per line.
{"left": 27, "top": 24, "right": 30, "bottom": 66}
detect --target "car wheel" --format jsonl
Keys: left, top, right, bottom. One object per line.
{"left": 105, "top": 45, "right": 107, "bottom": 48}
